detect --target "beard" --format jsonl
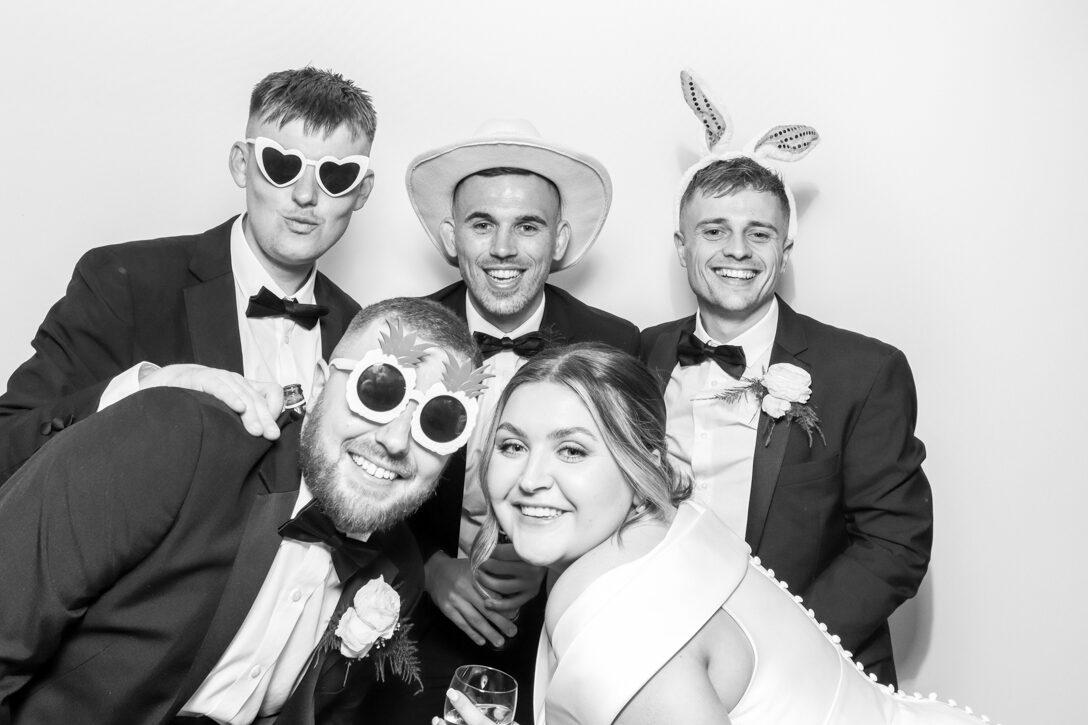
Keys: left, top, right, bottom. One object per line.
{"left": 299, "top": 399, "right": 436, "bottom": 535}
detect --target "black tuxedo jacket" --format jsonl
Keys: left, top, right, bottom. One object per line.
{"left": 0, "top": 388, "right": 422, "bottom": 725}
{"left": 413, "top": 280, "right": 641, "bottom": 562}
{"left": 641, "top": 299, "right": 932, "bottom": 683}
{"left": 0, "top": 217, "right": 360, "bottom": 484}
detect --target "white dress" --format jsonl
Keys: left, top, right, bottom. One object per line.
{"left": 533, "top": 503, "right": 999, "bottom": 725}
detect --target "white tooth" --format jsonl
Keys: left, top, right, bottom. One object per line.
{"left": 520, "top": 505, "right": 563, "bottom": 519}
{"left": 350, "top": 453, "right": 396, "bottom": 480}
{"left": 715, "top": 269, "right": 756, "bottom": 280}
{"left": 487, "top": 270, "right": 520, "bottom": 280}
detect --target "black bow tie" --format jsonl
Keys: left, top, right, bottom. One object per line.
{"left": 676, "top": 333, "right": 747, "bottom": 379}
{"left": 473, "top": 331, "right": 548, "bottom": 360}
{"left": 278, "top": 501, "right": 380, "bottom": 581}
{"left": 246, "top": 286, "right": 329, "bottom": 330}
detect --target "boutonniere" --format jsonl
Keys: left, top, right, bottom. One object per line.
{"left": 714, "top": 363, "right": 825, "bottom": 447}
{"left": 321, "top": 575, "right": 423, "bottom": 691}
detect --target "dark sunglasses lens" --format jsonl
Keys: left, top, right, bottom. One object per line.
{"left": 261, "top": 146, "right": 303, "bottom": 185}
{"left": 318, "top": 160, "right": 361, "bottom": 195}
{"left": 418, "top": 395, "right": 468, "bottom": 444}
{"left": 357, "top": 364, "right": 406, "bottom": 412}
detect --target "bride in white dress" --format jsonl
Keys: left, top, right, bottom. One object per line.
{"left": 435, "top": 343, "right": 1004, "bottom": 725}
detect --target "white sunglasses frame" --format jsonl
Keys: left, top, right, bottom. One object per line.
{"left": 245, "top": 136, "right": 370, "bottom": 198}
{"left": 330, "top": 352, "right": 478, "bottom": 456}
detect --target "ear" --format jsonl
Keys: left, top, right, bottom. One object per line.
{"left": 750, "top": 125, "right": 820, "bottom": 163}
{"left": 310, "top": 359, "right": 330, "bottom": 404}
{"left": 782, "top": 237, "right": 794, "bottom": 267}
{"left": 352, "top": 170, "right": 375, "bottom": 211}
{"left": 673, "top": 231, "right": 688, "bottom": 268}
{"left": 228, "top": 141, "right": 248, "bottom": 189}
{"left": 439, "top": 218, "right": 459, "bottom": 259}
{"left": 552, "top": 220, "right": 572, "bottom": 262}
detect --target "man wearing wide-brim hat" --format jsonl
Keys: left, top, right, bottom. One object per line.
{"left": 371, "top": 119, "right": 639, "bottom": 723}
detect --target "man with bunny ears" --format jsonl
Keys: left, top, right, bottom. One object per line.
{"left": 641, "top": 71, "right": 933, "bottom": 687}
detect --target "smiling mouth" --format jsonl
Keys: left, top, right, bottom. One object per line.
{"left": 714, "top": 268, "right": 757, "bottom": 280}
{"left": 517, "top": 504, "right": 565, "bottom": 520}
{"left": 349, "top": 452, "right": 403, "bottom": 481}
{"left": 485, "top": 269, "right": 523, "bottom": 285}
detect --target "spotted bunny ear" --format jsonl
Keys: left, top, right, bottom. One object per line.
{"left": 749, "top": 125, "right": 820, "bottom": 162}
{"left": 680, "top": 69, "right": 732, "bottom": 151}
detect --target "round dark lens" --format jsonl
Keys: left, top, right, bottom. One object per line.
{"left": 419, "top": 395, "right": 467, "bottom": 443}
{"left": 261, "top": 146, "right": 302, "bottom": 185}
{"left": 319, "top": 160, "right": 361, "bottom": 195}
{"left": 357, "top": 364, "right": 406, "bottom": 412}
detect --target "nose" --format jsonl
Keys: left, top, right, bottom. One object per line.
{"left": 720, "top": 231, "right": 751, "bottom": 259}
{"left": 291, "top": 165, "right": 319, "bottom": 207}
{"left": 517, "top": 451, "right": 554, "bottom": 493}
{"left": 489, "top": 225, "right": 517, "bottom": 259}
{"left": 374, "top": 405, "right": 414, "bottom": 457}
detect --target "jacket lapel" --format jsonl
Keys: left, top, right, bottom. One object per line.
{"left": 746, "top": 299, "right": 809, "bottom": 551}
{"left": 171, "top": 425, "right": 303, "bottom": 712}
{"left": 184, "top": 221, "right": 244, "bottom": 373}
{"left": 644, "top": 316, "right": 695, "bottom": 393}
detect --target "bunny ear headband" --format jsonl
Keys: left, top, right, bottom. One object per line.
{"left": 675, "top": 69, "right": 820, "bottom": 244}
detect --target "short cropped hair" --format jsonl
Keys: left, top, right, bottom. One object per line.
{"left": 680, "top": 157, "right": 790, "bottom": 225}
{"left": 249, "top": 67, "right": 377, "bottom": 141}
{"left": 470, "top": 343, "right": 691, "bottom": 576}
{"left": 452, "top": 167, "right": 562, "bottom": 211}
{"left": 337, "top": 297, "right": 480, "bottom": 367}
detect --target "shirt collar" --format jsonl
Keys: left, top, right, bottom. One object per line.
{"left": 694, "top": 296, "right": 779, "bottom": 354}
{"left": 464, "top": 290, "right": 546, "bottom": 338}
{"left": 230, "top": 215, "right": 318, "bottom": 303}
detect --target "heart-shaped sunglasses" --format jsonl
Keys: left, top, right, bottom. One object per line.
{"left": 245, "top": 137, "right": 369, "bottom": 197}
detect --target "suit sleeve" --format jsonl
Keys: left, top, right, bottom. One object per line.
{"left": 0, "top": 249, "right": 138, "bottom": 484}
{"left": 802, "top": 349, "right": 933, "bottom": 652}
{"left": 0, "top": 389, "right": 203, "bottom": 705}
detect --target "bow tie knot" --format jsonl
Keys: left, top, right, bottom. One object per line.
{"left": 279, "top": 501, "right": 378, "bottom": 581}
{"left": 676, "top": 333, "right": 747, "bottom": 379}
{"left": 473, "top": 331, "right": 548, "bottom": 360}
{"left": 246, "top": 286, "right": 329, "bottom": 330}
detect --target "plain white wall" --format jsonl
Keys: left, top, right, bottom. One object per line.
{"left": 3, "top": 1, "right": 1085, "bottom": 722}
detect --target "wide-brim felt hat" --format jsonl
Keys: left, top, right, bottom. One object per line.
{"left": 405, "top": 119, "right": 612, "bottom": 271}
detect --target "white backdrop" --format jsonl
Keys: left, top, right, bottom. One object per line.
{"left": 3, "top": 2, "right": 1085, "bottom": 722}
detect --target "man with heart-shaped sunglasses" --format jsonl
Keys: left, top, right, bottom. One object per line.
{"left": 0, "top": 66, "right": 376, "bottom": 485}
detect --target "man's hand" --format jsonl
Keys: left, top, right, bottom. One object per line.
{"left": 424, "top": 552, "right": 519, "bottom": 648}
{"left": 139, "top": 364, "right": 283, "bottom": 440}
{"left": 477, "top": 543, "right": 545, "bottom": 614}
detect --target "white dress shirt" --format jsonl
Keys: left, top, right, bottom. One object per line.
{"left": 664, "top": 298, "right": 779, "bottom": 537}
{"left": 457, "top": 294, "right": 547, "bottom": 558}
{"left": 98, "top": 215, "right": 324, "bottom": 410}
{"left": 180, "top": 480, "right": 349, "bottom": 723}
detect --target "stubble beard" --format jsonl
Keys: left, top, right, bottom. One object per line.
{"left": 299, "top": 403, "right": 435, "bottom": 535}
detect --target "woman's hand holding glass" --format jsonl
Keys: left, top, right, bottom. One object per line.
{"left": 432, "top": 665, "right": 518, "bottom": 725}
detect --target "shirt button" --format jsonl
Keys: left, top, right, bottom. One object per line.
{"left": 249, "top": 666, "right": 262, "bottom": 679}
{"left": 290, "top": 589, "right": 302, "bottom": 602}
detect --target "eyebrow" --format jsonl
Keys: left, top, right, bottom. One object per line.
{"left": 696, "top": 217, "right": 780, "bottom": 233}
{"left": 464, "top": 211, "right": 496, "bottom": 224}
{"left": 494, "top": 422, "right": 598, "bottom": 441}
{"left": 515, "top": 214, "right": 549, "bottom": 227}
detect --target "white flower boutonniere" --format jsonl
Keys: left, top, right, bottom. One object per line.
{"left": 715, "top": 363, "right": 826, "bottom": 447}
{"left": 323, "top": 575, "right": 423, "bottom": 690}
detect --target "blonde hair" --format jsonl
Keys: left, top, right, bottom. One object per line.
{"left": 470, "top": 343, "right": 690, "bottom": 577}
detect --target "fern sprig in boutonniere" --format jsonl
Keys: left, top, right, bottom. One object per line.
{"left": 713, "top": 363, "right": 826, "bottom": 448}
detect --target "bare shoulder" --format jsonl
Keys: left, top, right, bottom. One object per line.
{"left": 614, "top": 609, "right": 753, "bottom": 725}
{"left": 544, "top": 520, "right": 668, "bottom": 635}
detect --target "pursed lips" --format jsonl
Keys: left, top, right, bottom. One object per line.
{"left": 283, "top": 213, "right": 320, "bottom": 231}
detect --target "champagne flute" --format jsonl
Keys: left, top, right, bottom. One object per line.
{"left": 444, "top": 664, "right": 517, "bottom": 724}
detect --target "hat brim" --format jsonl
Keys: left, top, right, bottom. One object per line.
{"left": 406, "top": 137, "right": 611, "bottom": 271}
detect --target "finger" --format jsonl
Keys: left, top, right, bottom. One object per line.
{"left": 445, "top": 689, "right": 491, "bottom": 725}
{"left": 478, "top": 606, "right": 518, "bottom": 639}
{"left": 488, "top": 542, "right": 523, "bottom": 561}
{"left": 456, "top": 600, "right": 510, "bottom": 646}
{"left": 476, "top": 569, "right": 539, "bottom": 597}
{"left": 484, "top": 588, "right": 536, "bottom": 611}
{"left": 246, "top": 380, "right": 284, "bottom": 439}
{"left": 441, "top": 602, "right": 493, "bottom": 647}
